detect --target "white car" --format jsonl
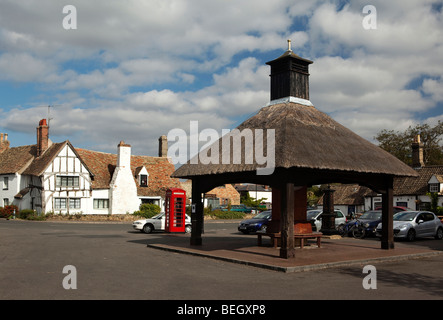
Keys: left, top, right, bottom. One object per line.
{"left": 132, "top": 212, "right": 192, "bottom": 234}
{"left": 307, "top": 209, "right": 347, "bottom": 231}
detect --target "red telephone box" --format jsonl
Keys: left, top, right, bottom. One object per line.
{"left": 164, "top": 188, "right": 186, "bottom": 233}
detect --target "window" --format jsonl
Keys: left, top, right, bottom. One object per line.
{"left": 429, "top": 183, "right": 440, "bottom": 193}
{"left": 56, "top": 176, "right": 79, "bottom": 188}
{"left": 94, "top": 199, "right": 109, "bottom": 209}
{"left": 3, "top": 198, "right": 9, "bottom": 206}
{"left": 3, "top": 177, "right": 8, "bottom": 190}
{"left": 69, "top": 198, "right": 81, "bottom": 209}
{"left": 140, "top": 174, "right": 148, "bottom": 187}
{"left": 54, "top": 198, "right": 81, "bottom": 210}
{"left": 54, "top": 198, "right": 67, "bottom": 209}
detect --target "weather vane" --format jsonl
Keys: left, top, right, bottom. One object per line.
{"left": 287, "top": 39, "right": 292, "bottom": 51}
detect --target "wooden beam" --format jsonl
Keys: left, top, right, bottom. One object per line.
{"left": 190, "top": 178, "right": 204, "bottom": 246}
{"left": 280, "top": 182, "right": 295, "bottom": 259}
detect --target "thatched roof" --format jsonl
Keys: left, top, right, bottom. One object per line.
{"left": 172, "top": 101, "right": 418, "bottom": 181}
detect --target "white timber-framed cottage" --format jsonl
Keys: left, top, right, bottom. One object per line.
{"left": 0, "top": 120, "right": 180, "bottom": 215}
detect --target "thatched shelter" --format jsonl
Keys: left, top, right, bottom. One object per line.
{"left": 173, "top": 41, "right": 418, "bottom": 258}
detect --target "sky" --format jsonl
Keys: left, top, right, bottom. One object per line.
{"left": 0, "top": 0, "right": 442, "bottom": 158}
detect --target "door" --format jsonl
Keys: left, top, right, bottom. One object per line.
{"left": 153, "top": 213, "right": 165, "bottom": 230}
{"left": 422, "top": 212, "right": 437, "bottom": 236}
{"left": 415, "top": 212, "right": 434, "bottom": 237}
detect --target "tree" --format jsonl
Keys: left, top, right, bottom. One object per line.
{"left": 241, "top": 192, "right": 267, "bottom": 209}
{"left": 374, "top": 121, "right": 443, "bottom": 166}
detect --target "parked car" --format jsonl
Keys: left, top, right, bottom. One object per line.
{"left": 238, "top": 210, "right": 272, "bottom": 234}
{"left": 343, "top": 210, "right": 382, "bottom": 237}
{"left": 376, "top": 211, "right": 443, "bottom": 241}
{"left": 374, "top": 206, "right": 412, "bottom": 213}
{"left": 223, "top": 204, "right": 253, "bottom": 213}
{"left": 307, "top": 209, "right": 347, "bottom": 232}
{"left": 132, "top": 212, "right": 192, "bottom": 234}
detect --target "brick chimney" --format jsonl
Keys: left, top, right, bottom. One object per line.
{"left": 0, "top": 133, "right": 10, "bottom": 153}
{"left": 412, "top": 134, "right": 425, "bottom": 168}
{"left": 158, "top": 135, "right": 168, "bottom": 157}
{"left": 36, "top": 119, "right": 49, "bottom": 157}
{"left": 266, "top": 39, "right": 313, "bottom": 101}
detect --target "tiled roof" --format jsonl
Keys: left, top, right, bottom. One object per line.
{"left": 131, "top": 155, "right": 182, "bottom": 197}
{"left": 75, "top": 148, "right": 181, "bottom": 197}
{"left": 234, "top": 184, "right": 272, "bottom": 192}
{"left": 0, "top": 145, "right": 35, "bottom": 174}
{"left": 318, "top": 184, "right": 370, "bottom": 205}
{"left": 393, "top": 165, "right": 443, "bottom": 195}
{"left": 22, "top": 142, "right": 67, "bottom": 176}
{"left": 0, "top": 142, "right": 66, "bottom": 176}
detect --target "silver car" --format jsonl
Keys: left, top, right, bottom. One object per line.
{"left": 307, "top": 209, "right": 347, "bottom": 232}
{"left": 376, "top": 211, "right": 443, "bottom": 241}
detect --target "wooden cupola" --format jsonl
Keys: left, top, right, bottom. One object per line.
{"left": 266, "top": 39, "right": 313, "bottom": 101}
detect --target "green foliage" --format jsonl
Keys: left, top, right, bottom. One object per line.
{"left": 133, "top": 203, "right": 161, "bottom": 218}
{"left": 206, "top": 209, "right": 245, "bottom": 219}
{"left": 18, "top": 209, "right": 36, "bottom": 219}
{"left": 307, "top": 185, "right": 323, "bottom": 207}
{"left": 241, "top": 192, "right": 267, "bottom": 208}
{"left": 375, "top": 121, "right": 443, "bottom": 165}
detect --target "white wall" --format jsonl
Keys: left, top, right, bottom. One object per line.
{"left": 43, "top": 144, "right": 92, "bottom": 214}
{"left": 109, "top": 144, "right": 139, "bottom": 214}
{"left": 0, "top": 174, "right": 18, "bottom": 207}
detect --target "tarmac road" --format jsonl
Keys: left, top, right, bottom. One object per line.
{"left": 1, "top": 218, "right": 443, "bottom": 304}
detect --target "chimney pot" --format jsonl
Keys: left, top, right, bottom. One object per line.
{"left": 158, "top": 135, "right": 168, "bottom": 157}
{"left": 412, "top": 134, "right": 425, "bottom": 168}
{"left": 0, "top": 133, "right": 10, "bottom": 153}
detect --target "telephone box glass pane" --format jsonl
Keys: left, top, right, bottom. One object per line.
{"left": 174, "top": 197, "right": 183, "bottom": 227}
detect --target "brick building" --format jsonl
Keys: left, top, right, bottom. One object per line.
{"left": 180, "top": 180, "right": 240, "bottom": 207}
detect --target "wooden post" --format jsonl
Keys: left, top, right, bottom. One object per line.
{"left": 269, "top": 187, "right": 281, "bottom": 233}
{"left": 294, "top": 186, "right": 307, "bottom": 222}
{"left": 381, "top": 178, "right": 394, "bottom": 249}
{"left": 320, "top": 186, "right": 336, "bottom": 234}
{"left": 190, "top": 178, "right": 203, "bottom": 246}
{"left": 280, "top": 183, "right": 295, "bottom": 259}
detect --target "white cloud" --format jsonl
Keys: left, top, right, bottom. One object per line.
{"left": 0, "top": 0, "right": 442, "bottom": 157}
{"left": 0, "top": 53, "right": 55, "bottom": 82}
{"left": 422, "top": 77, "right": 443, "bottom": 103}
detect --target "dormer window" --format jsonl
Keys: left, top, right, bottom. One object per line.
{"left": 140, "top": 174, "right": 148, "bottom": 187}
{"left": 136, "top": 166, "right": 149, "bottom": 187}
{"left": 428, "top": 175, "right": 443, "bottom": 193}
{"left": 429, "top": 183, "right": 440, "bottom": 193}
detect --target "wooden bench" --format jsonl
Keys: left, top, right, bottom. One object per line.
{"left": 257, "top": 222, "right": 323, "bottom": 249}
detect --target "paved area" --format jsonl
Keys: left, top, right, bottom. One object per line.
{"left": 2, "top": 219, "right": 443, "bottom": 301}
{"left": 147, "top": 231, "right": 443, "bottom": 272}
